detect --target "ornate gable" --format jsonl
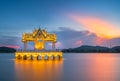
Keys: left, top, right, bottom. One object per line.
{"left": 33, "top": 28, "right": 46, "bottom": 39}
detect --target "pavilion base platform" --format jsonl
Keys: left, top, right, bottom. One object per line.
{"left": 15, "top": 51, "right": 62, "bottom": 60}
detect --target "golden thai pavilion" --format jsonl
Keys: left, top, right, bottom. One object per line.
{"left": 15, "top": 28, "right": 62, "bottom": 60}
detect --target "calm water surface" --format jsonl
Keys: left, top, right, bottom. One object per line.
{"left": 0, "top": 53, "right": 120, "bottom": 81}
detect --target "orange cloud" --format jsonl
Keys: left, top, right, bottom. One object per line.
{"left": 75, "top": 40, "right": 83, "bottom": 46}
{"left": 69, "top": 14, "right": 120, "bottom": 39}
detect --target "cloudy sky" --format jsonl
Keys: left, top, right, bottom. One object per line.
{"left": 0, "top": 0, "right": 120, "bottom": 49}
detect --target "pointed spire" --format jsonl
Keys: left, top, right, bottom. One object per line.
{"left": 38, "top": 26, "right": 42, "bottom": 31}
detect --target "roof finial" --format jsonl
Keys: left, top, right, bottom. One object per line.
{"left": 39, "top": 25, "right": 41, "bottom": 30}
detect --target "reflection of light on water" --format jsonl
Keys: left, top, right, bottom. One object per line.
{"left": 86, "top": 54, "right": 117, "bottom": 81}
{"left": 14, "top": 59, "right": 63, "bottom": 81}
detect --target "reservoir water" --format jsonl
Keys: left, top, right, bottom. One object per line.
{"left": 0, "top": 53, "right": 120, "bottom": 81}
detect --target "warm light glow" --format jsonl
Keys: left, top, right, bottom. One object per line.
{"left": 69, "top": 14, "right": 120, "bottom": 39}
{"left": 34, "top": 41, "right": 44, "bottom": 50}
{"left": 15, "top": 52, "right": 62, "bottom": 60}
{"left": 14, "top": 59, "right": 63, "bottom": 81}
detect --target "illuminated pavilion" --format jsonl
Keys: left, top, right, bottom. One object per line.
{"left": 15, "top": 28, "right": 62, "bottom": 60}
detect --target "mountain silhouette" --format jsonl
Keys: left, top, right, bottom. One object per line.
{"left": 62, "top": 45, "right": 120, "bottom": 53}
{"left": 0, "top": 47, "right": 16, "bottom": 53}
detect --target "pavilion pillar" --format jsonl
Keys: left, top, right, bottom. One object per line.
{"left": 24, "top": 42, "right": 27, "bottom": 51}
{"left": 43, "top": 41, "right": 45, "bottom": 50}
{"left": 52, "top": 42, "right": 55, "bottom": 51}
{"left": 34, "top": 42, "right": 36, "bottom": 51}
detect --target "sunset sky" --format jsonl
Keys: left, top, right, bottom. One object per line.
{"left": 0, "top": 0, "right": 120, "bottom": 49}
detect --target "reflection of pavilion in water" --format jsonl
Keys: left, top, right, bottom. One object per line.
{"left": 15, "top": 28, "right": 62, "bottom": 60}
{"left": 14, "top": 59, "right": 63, "bottom": 81}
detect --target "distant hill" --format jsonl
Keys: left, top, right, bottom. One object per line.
{"left": 111, "top": 46, "right": 120, "bottom": 53}
{"left": 0, "top": 47, "right": 16, "bottom": 53}
{"left": 62, "top": 45, "right": 120, "bottom": 53}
